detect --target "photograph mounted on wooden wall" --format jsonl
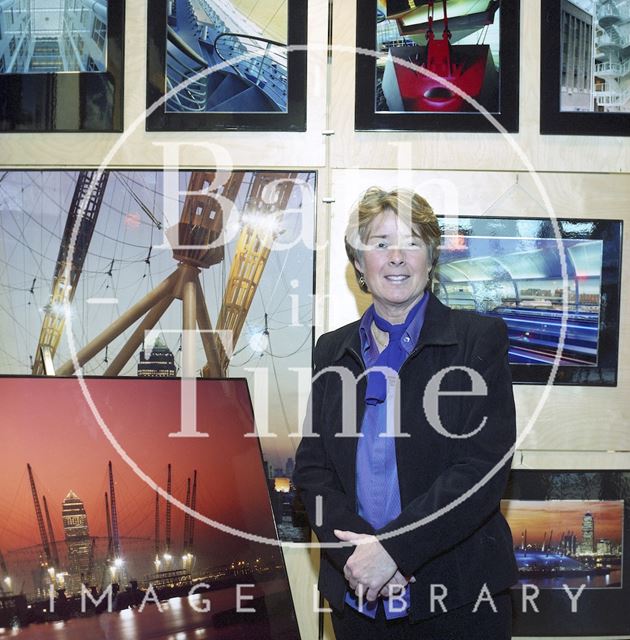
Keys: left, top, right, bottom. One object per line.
{"left": 355, "top": 0, "right": 520, "bottom": 132}
{"left": 0, "top": 376, "right": 302, "bottom": 639}
{"left": 146, "top": 0, "right": 307, "bottom": 131}
{"left": 540, "top": 0, "right": 630, "bottom": 136}
{"left": 433, "top": 215, "right": 623, "bottom": 386}
{"left": 503, "top": 470, "right": 630, "bottom": 637}
{"left": 0, "top": 0, "right": 124, "bottom": 132}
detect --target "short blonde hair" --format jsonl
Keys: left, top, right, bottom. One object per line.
{"left": 344, "top": 187, "right": 441, "bottom": 293}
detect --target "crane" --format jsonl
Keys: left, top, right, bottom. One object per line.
{"left": 55, "top": 171, "right": 243, "bottom": 377}
{"left": 32, "top": 171, "right": 108, "bottom": 374}
{"left": 108, "top": 462, "right": 121, "bottom": 561}
{"left": 183, "top": 477, "right": 191, "bottom": 555}
{"left": 154, "top": 490, "right": 160, "bottom": 558}
{"left": 102, "top": 492, "right": 113, "bottom": 589}
{"left": 42, "top": 495, "right": 61, "bottom": 570}
{"left": 165, "top": 463, "right": 172, "bottom": 558}
{"left": 104, "top": 492, "right": 113, "bottom": 559}
{"left": 188, "top": 470, "right": 197, "bottom": 551}
{"left": 26, "top": 464, "right": 52, "bottom": 568}
{"left": 208, "top": 172, "right": 299, "bottom": 374}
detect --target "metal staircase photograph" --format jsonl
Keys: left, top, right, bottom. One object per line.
{"left": 593, "top": 0, "right": 630, "bottom": 111}
{"left": 165, "top": 0, "right": 288, "bottom": 113}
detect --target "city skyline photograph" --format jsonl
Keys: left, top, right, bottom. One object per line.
{"left": 0, "top": 375, "right": 300, "bottom": 638}
{"left": 501, "top": 499, "right": 624, "bottom": 590}
{"left": 432, "top": 215, "right": 623, "bottom": 385}
{"left": 502, "top": 500, "right": 623, "bottom": 548}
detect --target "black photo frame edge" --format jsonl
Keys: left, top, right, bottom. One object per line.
{"left": 435, "top": 214, "right": 623, "bottom": 387}
{"left": 354, "top": 0, "right": 521, "bottom": 133}
{"left": 540, "top": 0, "right": 630, "bottom": 136}
{"left": 0, "top": 0, "right": 125, "bottom": 133}
{"left": 145, "top": 0, "right": 308, "bottom": 132}
{"left": 504, "top": 469, "right": 630, "bottom": 637}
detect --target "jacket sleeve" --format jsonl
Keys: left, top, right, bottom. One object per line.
{"left": 293, "top": 335, "right": 374, "bottom": 571}
{"left": 377, "top": 318, "right": 516, "bottom": 577}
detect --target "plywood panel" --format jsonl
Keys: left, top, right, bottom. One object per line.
{"left": 284, "top": 545, "right": 320, "bottom": 640}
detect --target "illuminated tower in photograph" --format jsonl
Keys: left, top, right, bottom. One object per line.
{"left": 137, "top": 336, "right": 177, "bottom": 377}
{"left": 62, "top": 491, "right": 92, "bottom": 593}
{"left": 582, "top": 512, "right": 595, "bottom": 553}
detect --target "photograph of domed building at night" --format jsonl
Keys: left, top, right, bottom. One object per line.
{"left": 0, "top": 377, "right": 301, "bottom": 638}
{"left": 501, "top": 499, "right": 623, "bottom": 589}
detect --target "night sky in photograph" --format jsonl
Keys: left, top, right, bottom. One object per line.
{"left": 501, "top": 500, "right": 623, "bottom": 547}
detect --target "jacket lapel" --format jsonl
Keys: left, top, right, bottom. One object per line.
{"left": 324, "top": 293, "right": 460, "bottom": 510}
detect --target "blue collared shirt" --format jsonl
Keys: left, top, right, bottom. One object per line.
{"left": 344, "top": 292, "right": 429, "bottom": 619}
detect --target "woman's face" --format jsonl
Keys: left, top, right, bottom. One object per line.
{"left": 355, "top": 209, "right": 432, "bottom": 323}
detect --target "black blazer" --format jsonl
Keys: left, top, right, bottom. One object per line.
{"left": 293, "top": 293, "right": 519, "bottom": 621}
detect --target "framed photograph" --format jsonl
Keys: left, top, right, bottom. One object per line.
{"left": 355, "top": 0, "right": 520, "bottom": 132}
{"left": 0, "top": 168, "right": 316, "bottom": 542}
{"left": 540, "top": 0, "right": 630, "bottom": 136}
{"left": 146, "top": 0, "right": 307, "bottom": 131}
{"left": 502, "top": 470, "right": 630, "bottom": 636}
{"left": 0, "top": 0, "right": 124, "bottom": 132}
{"left": 433, "top": 215, "right": 623, "bottom": 385}
{"left": 0, "top": 376, "right": 302, "bottom": 639}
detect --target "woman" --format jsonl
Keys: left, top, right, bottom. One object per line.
{"left": 293, "top": 187, "right": 518, "bottom": 639}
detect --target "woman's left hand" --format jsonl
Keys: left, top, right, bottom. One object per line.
{"left": 334, "top": 529, "right": 398, "bottom": 601}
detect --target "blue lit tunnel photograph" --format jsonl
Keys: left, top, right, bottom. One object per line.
{"left": 165, "top": 0, "right": 289, "bottom": 113}
{"left": 434, "top": 221, "right": 605, "bottom": 367}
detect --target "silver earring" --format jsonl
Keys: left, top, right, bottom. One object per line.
{"left": 358, "top": 273, "right": 366, "bottom": 288}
